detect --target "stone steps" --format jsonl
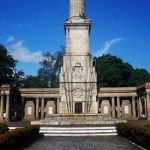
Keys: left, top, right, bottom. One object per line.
{"left": 9, "top": 126, "right": 117, "bottom": 136}
{"left": 40, "top": 126, "right": 117, "bottom": 136}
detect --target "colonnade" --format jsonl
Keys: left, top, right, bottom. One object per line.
{"left": 0, "top": 92, "right": 150, "bottom": 121}
{"left": 99, "top": 94, "right": 150, "bottom": 119}
{"left": 23, "top": 97, "right": 60, "bottom": 120}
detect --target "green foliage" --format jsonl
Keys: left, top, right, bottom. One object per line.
{"left": 116, "top": 122, "right": 150, "bottom": 149}
{"left": 0, "top": 122, "right": 9, "bottom": 134}
{"left": 95, "top": 54, "right": 133, "bottom": 87}
{"left": 128, "top": 69, "right": 150, "bottom": 86}
{"left": 0, "top": 125, "right": 40, "bottom": 150}
{"left": 37, "top": 45, "right": 65, "bottom": 88}
{"left": 0, "top": 44, "right": 24, "bottom": 87}
{"left": 21, "top": 75, "right": 41, "bottom": 88}
{"left": 95, "top": 54, "right": 150, "bottom": 87}
{"left": 21, "top": 50, "right": 150, "bottom": 88}
{"left": 21, "top": 46, "right": 65, "bottom": 88}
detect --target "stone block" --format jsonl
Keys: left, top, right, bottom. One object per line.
{"left": 121, "top": 100, "right": 132, "bottom": 119}
{"left": 45, "top": 101, "right": 56, "bottom": 117}
{"left": 24, "top": 101, "right": 35, "bottom": 121}
{"left": 100, "top": 100, "right": 111, "bottom": 118}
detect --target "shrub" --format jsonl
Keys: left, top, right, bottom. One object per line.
{"left": 116, "top": 122, "right": 150, "bottom": 149}
{"left": 0, "top": 122, "right": 9, "bottom": 134}
{"left": 0, "top": 125, "right": 40, "bottom": 150}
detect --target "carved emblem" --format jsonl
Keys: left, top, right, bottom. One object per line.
{"left": 73, "top": 66, "right": 84, "bottom": 81}
{"left": 73, "top": 88, "right": 83, "bottom": 98}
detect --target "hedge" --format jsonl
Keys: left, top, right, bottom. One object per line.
{"left": 0, "top": 125, "right": 40, "bottom": 150}
{"left": 116, "top": 122, "right": 150, "bottom": 149}
{"left": 0, "top": 122, "right": 9, "bottom": 134}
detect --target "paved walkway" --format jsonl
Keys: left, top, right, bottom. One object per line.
{"left": 24, "top": 136, "right": 142, "bottom": 150}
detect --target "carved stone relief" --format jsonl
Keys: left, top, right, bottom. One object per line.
{"left": 73, "top": 66, "right": 84, "bottom": 81}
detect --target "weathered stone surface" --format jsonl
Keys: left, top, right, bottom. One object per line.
{"left": 70, "top": 0, "right": 85, "bottom": 18}
{"left": 65, "top": 25, "right": 90, "bottom": 55}
{"left": 24, "top": 101, "right": 35, "bottom": 121}
{"left": 45, "top": 101, "right": 56, "bottom": 117}
{"left": 100, "top": 100, "right": 111, "bottom": 118}
{"left": 121, "top": 100, "right": 132, "bottom": 119}
{"left": 59, "top": 55, "right": 98, "bottom": 114}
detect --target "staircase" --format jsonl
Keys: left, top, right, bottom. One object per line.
{"left": 39, "top": 126, "right": 117, "bottom": 136}
{"left": 9, "top": 126, "right": 117, "bottom": 136}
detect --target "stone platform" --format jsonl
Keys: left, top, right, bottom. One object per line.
{"left": 31, "top": 114, "right": 127, "bottom": 125}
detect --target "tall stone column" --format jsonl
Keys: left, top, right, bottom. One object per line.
{"left": 5, "top": 95, "right": 10, "bottom": 120}
{"left": 57, "top": 98, "right": 60, "bottom": 114}
{"left": 139, "top": 97, "right": 143, "bottom": 117}
{"left": 137, "top": 97, "right": 143, "bottom": 118}
{"left": 0, "top": 95, "right": 4, "bottom": 120}
{"left": 70, "top": 0, "right": 85, "bottom": 18}
{"left": 137, "top": 97, "right": 140, "bottom": 118}
{"left": 143, "top": 97, "right": 147, "bottom": 117}
{"left": 132, "top": 96, "right": 136, "bottom": 118}
{"left": 36, "top": 98, "right": 39, "bottom": 119}
{"left": 41, "top": 98, "right": 45, "bottom": 119}
{"left": 111, "top": 97, "right": 115, "bottom": 118}
{"left": 146, "top": 94, "right": 150, "bottom": 120}
{"left": 22, "top": 97, "right": 25, "bottom": 120}
{"left": 117, "top": 97, "right": 120, "bottom": 118}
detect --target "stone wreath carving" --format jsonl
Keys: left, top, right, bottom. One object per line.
{"left": 73, "top": 88, "right": 83, "bottom": 98}
{"left": 62, "top": 65, "right": 96, "bottom": 93}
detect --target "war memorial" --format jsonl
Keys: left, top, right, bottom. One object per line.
{"left": 0, "top": 0, "right": 150, "bottom": 125}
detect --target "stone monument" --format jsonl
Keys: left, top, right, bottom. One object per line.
{"left": 59, "top": 0, "right": 98, "bottom": 114}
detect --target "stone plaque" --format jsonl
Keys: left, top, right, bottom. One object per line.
{"left": 48, "top": 107, "right": 53, "bottom": 114}
{"left": 104, "top": 106, "right": 108, "bottom": 114}
{"left": 28, "top": 107, "right": 32, "bottom": 115}
{"left": 125, "top": 106, "right": 129, "bottom": 114}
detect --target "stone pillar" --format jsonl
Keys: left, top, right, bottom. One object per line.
{"left": 137, "top": 97, "right": 140, "bottom": 118}
{"left": 111, "top": 97, "right": 115, "bottom": 118}
{"left": 137, "top": 97, "right": 143, "bottom": 118}
{"left": 139, "top": 97, "right": 143, "bottom": 117}
{"left": 146, "top": 94, "right": 150, "bottom": 120}
{"left": 132, "top": 96, "right": 136, "bottom": 118}
{"left": 5, "top": 95, "right": 10, "bottom": 120}
{"left": 144, "top": 97, "right": 147, "bottom": 117}
{"left": 41, "top": 98, "right": 45, "bottom": 119}
{"left": 57, "top": 98, "right": 60, "bottom": 114}
{"left": 117, "top": 97, "right": 120, "bottom": 118}
{"left": 70, "top": 0, "right": 85, "bottom": 18}
{"left": 36, "top": 98, "right": 39, "bottom": 119}
{"left": 0, "top": 95, "right": 4, "bottom": 120}
{"left": 22, "top": 97, "right": 25, "bottom": 119}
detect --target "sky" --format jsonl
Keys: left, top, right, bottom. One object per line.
{"left": 0, "top": 0, "right": 150, "bottom": 76}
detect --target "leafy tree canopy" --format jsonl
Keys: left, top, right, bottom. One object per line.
{"left": 94, "top": 54, "right": 150, "bottom": 87}
{"left": 0, "top": 44, "right": 24, "bottom": 87}
{"left": 21, "top": 46, "right": 65, "bottom": 88}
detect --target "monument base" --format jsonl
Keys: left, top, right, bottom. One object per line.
{"left": 31, "top": 114, "right": 127, "bottom": 125}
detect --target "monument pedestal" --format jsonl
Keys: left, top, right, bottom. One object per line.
{"left": 31, "top": 114, "right": 127, "bottom": 125}
{"left": 59, "top": 55, "right": 98, "bottom": 115}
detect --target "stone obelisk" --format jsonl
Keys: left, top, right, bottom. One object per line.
{"left": 59, "top": 0, "right": 98, "bottom": 114}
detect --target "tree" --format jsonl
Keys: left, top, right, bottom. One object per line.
{"left": 21, "top": 46, "right": 65, "bottom": 88}
{"left": 20, "top": 76, "right": 39, "bottom": 88}
{"left": 95, "top": 54, "right": 133, "bottom": 87}
{"left": 0, "top": 44, "right": 24, "bottom": 86}
{"left": 37, "top": 45, "right": 65, "bottom": 88}
{"left": 128, "top": 69, "right": 150, "bottom": 86}
{"left": 95, "top": 54, "right": 150, "bottom": 87}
